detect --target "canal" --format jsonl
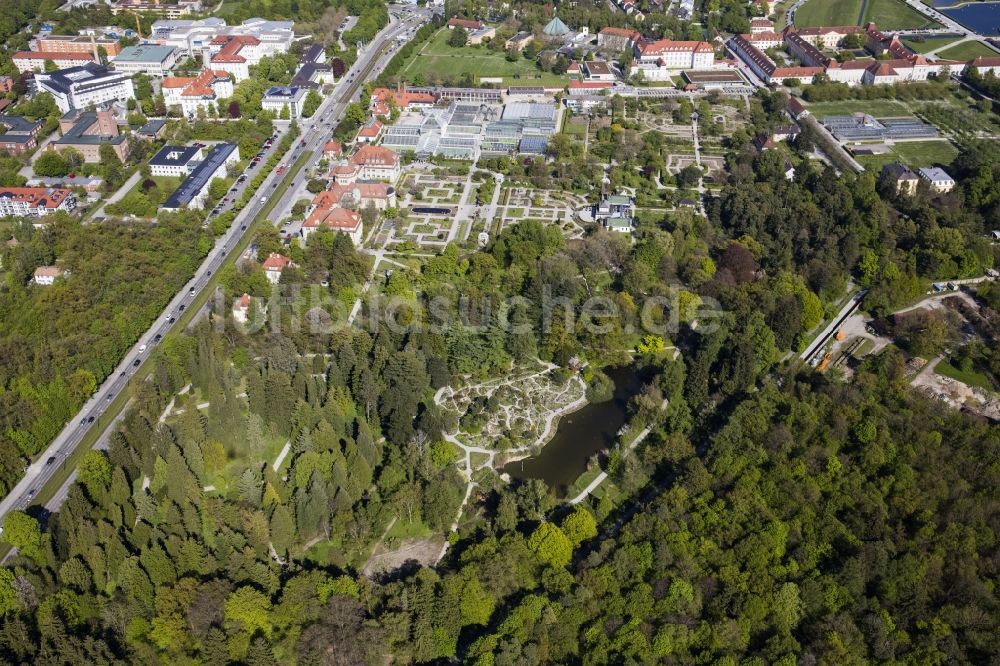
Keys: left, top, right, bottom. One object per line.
{"left": 503, "top": 365, "right": 646, "bottom": 496}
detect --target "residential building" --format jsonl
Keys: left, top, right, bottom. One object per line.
{"left": 633, "top": 39, "right": 714, "bottom": 69}
{"left": 356, "top": 118, "right": 384, "bottom": 144}
{"left": 35, "top": 35, "right": 121, "bottom": 57}
{"left": 919, "top": 166, "right": 955, "bottom": 193}
{"left": 968, "top": 56, "right": 1000, "bottom": 76}
{"left": 791, "top": 25, "right": 861, "bottom": 48}
{"left": 233, "top": 294, "right": 267, "bottom": 325}
{"left": 742, "top": 31, "right": 784, "bottom": 50}
{"left": 110, "top": 44, "right": 179, "bottom": 76}
{"left": 52, "top": 109, "right": 130, "bottom": 162}
{"left": 162, "top": 68, "right": 233, "bottom": 116}
{"left": 0, "top": 187, "right": 76, "bottom": 218}
{"left": 323, "top": 140, "right": 343, "bottom": 160}
{"left": 322, "top": 182, "right": 396, "bottom": 211}
{"left": 583, "top": 60, "right": 617, "bottom": 81}
{"left": 302, "top": 204, "right": 363, "bottom": 246}
{"left": 13, "top": 51, "right": 95, "bottom": 74}
{"left": 33, "top": 265, "right": 67, "bottom": 285}
{"left": 597, "top": 27, "right": 640, "bottom": 52}
{"left": 161, "top": 143, "right": 240, "bottom": 210}
{"left": 148, "top": 144, "right": 205, "bottom": 176}
{"left": 881, "top": 162, "right": 920, "bottom": 195}
{"left": 0, "top": 115, "right": 45, "bottom": 155}
{"left": 262, "top": 86, "right": 308, "bottom": 118}
{"left": 337, "top": 145, "right": 401, "bottom": 183}
{"left": 262, "top": 252, "right": 292, "bottom": 283}
{"left": 750, "top": 17, "right": 774, "bottom": 34}
{"left": 36, "top": 63, "right": 136, "bottom": 113}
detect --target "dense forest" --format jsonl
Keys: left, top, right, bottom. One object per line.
{"left": 0, "top": 294, "right": 995, "bottom": 663}
{"left": 0, "top": 214, "right": 212, "bottom": 496}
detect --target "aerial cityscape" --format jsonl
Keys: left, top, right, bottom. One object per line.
{"left": 0, "top": 0, "right": 998, "bottom": 661}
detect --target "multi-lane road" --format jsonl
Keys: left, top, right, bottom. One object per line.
{"left": 0, "top": 6, "right": 430, "bottom": 527}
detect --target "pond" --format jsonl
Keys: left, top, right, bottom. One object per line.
{"left": 503, "top": 365, "right": 645, "bottom": 496}
{"left": 938, "top": 2, "right": 1000, "bottom": 35}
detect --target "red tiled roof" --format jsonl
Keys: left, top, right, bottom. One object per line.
{"left": 210, "top": 35, "right": 259, "bottom": 64}
{"left": 638, "top": 39, "right": 714, "bottom": 56}
{"left": 180, "top": 69, "right": 230, "bottom": 97}
{"left": 358, "top": 120, "right": 384, "bottom": 138}
{"left": 349, "top": 145, "right": 398, "bottom": 167}
{"left": 569, "top": 80, "right": 613, "bottom": 89}
{"left": 323, "top": 140, "right": 343, "bottom": 155}
{"left": 262, "top": 252, "right": 291, "bottom": 271}
{"left": 448, "top": 18, "right": 483, "bottom": 29}
{"left": 0, "top": 187, "right": 72, "bottom": 209}
{"left": 599, "top": 27, "right": 641, "bottom": 39}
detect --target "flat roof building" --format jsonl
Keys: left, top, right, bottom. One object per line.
{"left": 262, "top": 86, "right": 309, "bottom": 118}
{"left": 111, "top": 44, "right": 179, "bottom": 76}
{"left": 162, "top": 143, "right": 239, "bottom": 210}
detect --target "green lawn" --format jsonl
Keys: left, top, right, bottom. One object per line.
{"left": 794, "top": 0, "right": 941, "bottom": 29}
{"left": 856, "top": 140, "right": 957, "bottom": 171}
{"left": 807, "top": 99, "right": 916, "bottom": 116}
{"left": 862, "top": 0, "right": 943, "bottom": 29}
{"left": 401, "top": 29, "right": 568, "bottom": 86}
{"left": 892, "top": 140, "right": 958, "bottom": 167}
{"left": 937, "top": 40, "right": 1000, "bottom": 61}
{"left": 794, "top": 0, "right": 865, "bottom": 27}
{"left": 936, "top": 358, "right": 994, "bottom": 391}
{"left": 902, "top": 36, "right": 960, "bottom": 53}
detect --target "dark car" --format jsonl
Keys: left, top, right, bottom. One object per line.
{"left": 179, "top": 304, "right": 185, "bottom": 311}
{"left": 241, "top": 224, "right": 247, "bottom": 230}
{"left": 133, "top": 359, "right": 140, "bottom": 367}
{"left": 207, "top": 270, "right": 212, "bottom": 276}
{"left": 154, "top": 333, "right": 162, "bottom": 342}
{"left": 46, "top": 457, "right": 55, "bottom": 465}
{"left": 168, "top": 317, "right": 176, "bottom": 324}
{"left": 87, "top": 416, "right": 95, "bottom": 423}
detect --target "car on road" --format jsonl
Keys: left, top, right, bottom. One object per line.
{"left": 133, "top": 359, "right": 141, "bottom": 367}
{"left": 154, "top": 334, "right": 162, "bottom": 342}
{"left": 26, "top": 489, "right": 35, "bottom": 498}
{"left": 46, "top": 457, "right": 55, "bottom": 465}
{"left": 189, "top": 286, "right": 195, "bottom": 293}
{"left": 138, "top": 344, "right": 147, "bottom": 353}
{"left": 168, "top": 317, "right": 176, "bottom": 324}
{"left": 207, "top": 270, "right": 212, "bottom": 276}
{"left": 260, "top": 196, "right": 268, "bottom": 204}
{"left": 241, "top": 224, "right": 247, "bottom": 230}
{"left": 107, "top": 393, "right": 114, "bottom": 401}
{"left": 119, "top": 371, "right": 125, "bottom": 377}
{"left": 179, "top": 304, "right": 186, "bottom": 311}
{"left": 88, "top": 416, "right": 94, "bottom": 423}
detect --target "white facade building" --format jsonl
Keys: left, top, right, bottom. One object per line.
{"left": 36, "top": 63, "right": 136, "bottom": 113}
